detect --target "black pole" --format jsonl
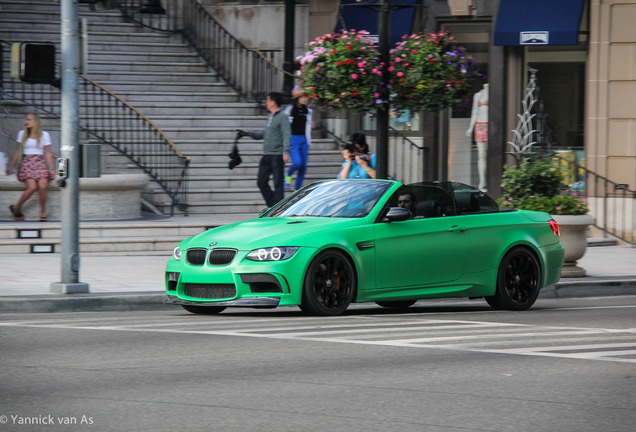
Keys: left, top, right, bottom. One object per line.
{"left": 283, "top": 0, "right": 295, "bottom": 99}
{"left": 376, "top": 0, "right": 391, "bottom": 179}
{"left": 140, "top": 0, "right": 165, "bottom": 14}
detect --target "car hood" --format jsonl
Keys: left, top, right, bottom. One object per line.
{"left": 181, "top": 217, "right": 364, "bottom": 250}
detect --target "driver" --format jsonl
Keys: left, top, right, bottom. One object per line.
{"left": 397, "top": 192, "right": 416, "bottom": 216}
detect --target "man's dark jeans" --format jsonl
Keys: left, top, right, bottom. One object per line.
{"left": 257, "top": 154, "right": 284, "bottom": 207}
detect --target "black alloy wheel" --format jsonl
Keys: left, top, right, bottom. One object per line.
{"left": 486, "top": 246, "right": 541, "bottom": 311}
{"left": 300, "top": 250, "right": 355, "bottom": 316}
{"left": 181, "top": 305, "right": 227, "bottom": 315}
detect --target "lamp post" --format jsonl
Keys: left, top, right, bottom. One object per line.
{"left": 282, "top": 0, "right": 296, "bottom": 100}
{"left": 341, "top": 0, "right": 416, "bottom": 179}
{"left": 375, "top": 0, "right": 390, "bottom": 179}
{"left": 51, "top": 0, "right": 88, "bottom": 293}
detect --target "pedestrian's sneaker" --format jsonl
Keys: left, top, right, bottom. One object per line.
{"left": 284, "top": 175, "right": 292, "bottom": 190}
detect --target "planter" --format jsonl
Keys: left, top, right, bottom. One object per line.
{"left": 552, "top": 214, "right": 595, "bottom": 277}
{"left": 0, "top": 173, "right": 150, "bottom": 220}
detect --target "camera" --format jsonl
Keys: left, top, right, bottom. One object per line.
{"left": 342, "top": 142, "right": 356, "bottom": 154}
{"left": 342, "top": 143, "right": 368, "bottom": 161}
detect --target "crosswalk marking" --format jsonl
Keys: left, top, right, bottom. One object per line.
{"left": 2, "top": 315, "right": 635, "bottom": 364}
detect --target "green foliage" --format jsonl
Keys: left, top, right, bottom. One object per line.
{"left": 500, "top": 156, "right": 589, "bottom": 215}
{"left": 501, "top": 157, "right": 562, "bottom": 201}
{"left": 299, "top": 30, "right": 479, "bottom": 114}
{"left": 390, "top": 32, "right": 480, "bottom": 112}
{"left": 299, "top": 30, "right": 382, "bottom": 113}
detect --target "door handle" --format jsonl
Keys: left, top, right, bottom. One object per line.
{"left": 448, "top": 225, "right": 466, "bottom": 233}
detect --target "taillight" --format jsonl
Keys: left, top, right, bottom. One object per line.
{"left": 549, "top": 219, "right": 560, "bottom": 236}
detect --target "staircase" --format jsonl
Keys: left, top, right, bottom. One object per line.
{"left": 0, "top": 0, "right": 342, "bottom": 216}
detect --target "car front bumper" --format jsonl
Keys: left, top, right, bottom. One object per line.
{"left": 164, "top": 295, "right": 280, "bottom": 308}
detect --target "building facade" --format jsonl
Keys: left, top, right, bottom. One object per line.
{"left": 207, "top": 0, "right": 636, "bottom": 197}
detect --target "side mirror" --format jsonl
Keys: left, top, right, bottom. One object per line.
{"left": 383, "top": 207, "right": 412, "bottom": 222}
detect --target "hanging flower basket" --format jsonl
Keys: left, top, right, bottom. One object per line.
{"left": 299, "top": 30, "right": 384, "bottom": 114}
{"left": 390, "top": 32, "right": 480, "bottom": 112}
{"left": 299, "top": 30, "right": 479, "bottom": 114}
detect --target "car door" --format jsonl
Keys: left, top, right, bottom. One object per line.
{"left": 373, "top": 216, "right": 469, "bottom": 290}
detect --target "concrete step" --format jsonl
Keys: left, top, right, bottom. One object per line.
{"left": 588, "top": 237, "right": 620, "bottom": 247}
{"left": 95, "top": 81, "right": 230, "bottom": 92}
{"left": 87, "top": 51, "right": 205, "bottom": 64}
{"left": 123, "top": 104, "right": 263, "bottom": 116}
{"left": 0, "top": 217, "right": 225, "bottom": 254}
{"left": 87, "top": 41, "right": 191, "bottom": 53}
{"left": 85, "top": 71, "right": 221, "bottom": 83}
{"left": 0, "top": 18, "right": 155, "bottom": 34}
{"left": 111, "top": 92, "right": 242, "bottom": 103}
{"left": 87, "top": 60, "right": 212, "bottom": 73}
{"left": 2, "top": 30, "right": 176, "bottom": 45}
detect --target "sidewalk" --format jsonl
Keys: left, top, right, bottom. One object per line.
{"left": 0, "top": 244, "right": 635, "bottom": 313}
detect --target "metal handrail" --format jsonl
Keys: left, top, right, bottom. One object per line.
{"left": 116, "top": 0, "right": 285, "bottom": 105}
{"left": 0, "top": 40, "right": 190, "bottom": 215}
{"left": 554, "top": 154, "right": 635, "bottom": 245}
{"left": 388, "top": 126, "right": 426, "bottom": 184}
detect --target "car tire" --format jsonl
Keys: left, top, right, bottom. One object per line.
{"left": 181, "top": 305, "right": 227, "bottom": 315}
{"left": 375, "top": 300, "right": 417, "bottom": 309}
{"left": 486, "top": 246, "right": 541, "bottom": 311}
{"left": 300, "top": 249, "right": 355, "bottom": 316}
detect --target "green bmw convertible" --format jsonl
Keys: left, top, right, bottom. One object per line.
{"left": 165, "top": 179, "right": 564, "bottom": 316}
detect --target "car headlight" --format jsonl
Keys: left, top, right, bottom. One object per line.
{"left": 173, "top": 246, "right": 182, "bottom": 261}
{"left": 246, "top": 246, "right": 299, "bottom": 261}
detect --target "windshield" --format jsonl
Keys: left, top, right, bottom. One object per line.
{"left": 264, "top": 180, "right": 394, "bottom": 218}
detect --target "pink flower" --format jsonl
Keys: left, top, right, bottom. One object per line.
{"left": 397, "top": 71, "right": 404, "bottom": 77}
{"left": 556, "top": 206, "right": 563, "bottom": 211}
{"left": 351, "top": 74, "right": 358, "bottom": 79}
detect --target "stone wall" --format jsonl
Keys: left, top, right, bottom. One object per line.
{"left": 1, "top": 174, "right": 150, "bottom": 220}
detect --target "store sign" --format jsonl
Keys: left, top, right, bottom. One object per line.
{"left": 520, "top": 31, "right": 549, "bottom": 45}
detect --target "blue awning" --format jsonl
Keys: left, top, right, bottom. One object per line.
{"left": 336, "top": 0, "right": 417, "bottom": 46}
{"left": 493, "top": 0, "right": 586, "bottom": 46}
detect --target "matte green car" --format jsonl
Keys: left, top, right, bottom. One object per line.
{"left": 165, "top": 179, "right": 564, "bottom": 316}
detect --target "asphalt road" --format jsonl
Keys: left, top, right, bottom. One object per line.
{"left": 1, "top": 296, "right": 635, "bottom": 432}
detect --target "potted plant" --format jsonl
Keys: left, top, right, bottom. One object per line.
{"left": 500, "top": 156, "right": 594, "bottom": 277}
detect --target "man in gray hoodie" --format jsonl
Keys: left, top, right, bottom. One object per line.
{"left": 244, "top": 92, "right": 291, "bottom": 207}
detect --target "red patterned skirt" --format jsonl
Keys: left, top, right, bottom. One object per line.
{"left": 474, "top": 122, "right": 488, "bottom": 142}
{"left": 17, "top": 155, "right": 51, "bottom": 182}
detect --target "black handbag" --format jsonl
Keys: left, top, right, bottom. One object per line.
{"left": 228, "top": 130, "right": 244, "bottom": 170}
{"left": 228, "top": 144, "right": 242, "bottom": 170}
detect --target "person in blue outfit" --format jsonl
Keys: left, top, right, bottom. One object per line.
{"left": 284, "top": 88, "right": 314, "bottom": 190}
{"left": 338, "top": 132, "right": 377, "bottom": 179}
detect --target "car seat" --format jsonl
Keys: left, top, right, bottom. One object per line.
{"left": 415, "top": 200, "right": 442, "bottom": 218}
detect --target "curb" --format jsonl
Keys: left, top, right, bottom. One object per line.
{"left": 539, "top": 279, "right": 636, "bottom": 299}
{"left": 0, "top": 293, "right": 167, "bottom": 314}
{"left": 1, "top": 280, "right": 636, "bottom": 314}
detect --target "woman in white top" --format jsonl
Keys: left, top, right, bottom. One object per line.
{"left": 6, "top": 112, "right": 56, "bottom": 221}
